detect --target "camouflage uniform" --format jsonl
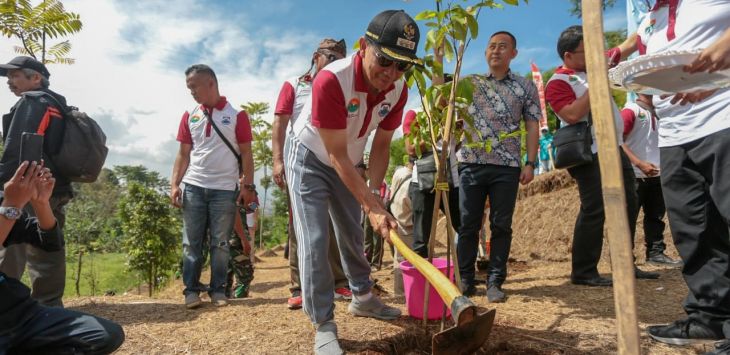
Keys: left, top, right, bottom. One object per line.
{"left": 225, "top": 211, "right": 255, "bottom": 298}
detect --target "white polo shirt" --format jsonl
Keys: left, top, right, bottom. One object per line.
{"left": 177, "top": 96, "right": 252, "bottom": 191}
{"left": 274, "top": 75, "right": 313, "bottom": 134}
{"left": 292, "top": 53, "right": 408, "bottom": 166}
{"left": 638, "top": 0, "right": 730, "bottom": 147}
{"left": 621, "top": 102, "right": 660, "bottom": 178}
{"left": 545, "top": 67, "right": 624, "bottom": 154}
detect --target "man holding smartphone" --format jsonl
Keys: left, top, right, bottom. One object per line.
{"left": 0, "top": 56, "right": 74, "bottom": 308}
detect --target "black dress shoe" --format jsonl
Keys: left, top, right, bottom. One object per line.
{"left": 571, "top": 276, "right": 613, "bottom": 287}
{"left": 647, "top": 253, "right": 683, "bottom": 266}
{"left": 648, "top": 318, "right": 724, "bottom": 346}
{"left": 635, "top": 267, "right": 660, "bottom": 279}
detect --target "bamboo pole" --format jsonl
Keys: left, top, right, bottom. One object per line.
{"left": 581, "top": 1, "right": 641, "bottom": 354}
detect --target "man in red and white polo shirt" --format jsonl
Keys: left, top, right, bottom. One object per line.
{"left": 272, "top": 38, "right": 353, "bottom": 311}
{"left": 171, "top": 64, "right": 255, "bottom": 309}
{"left": 285, "top": 10, "right": 419, "bottom": 355}
{"left": 545, "top": 26, "right": 658, "bottom": 289}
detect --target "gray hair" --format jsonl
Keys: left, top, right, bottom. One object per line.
{"left": 21, "top": 68, "right": 49, "bottom": 89}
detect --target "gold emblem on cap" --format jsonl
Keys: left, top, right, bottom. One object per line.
{"left": 403, "top": 24, "right": 416, "bottom": 40}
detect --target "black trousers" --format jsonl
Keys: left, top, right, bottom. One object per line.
{"left": 0, "top": 303, "right": 124, "bottom": 355}
{"left": 567, "top": 151, "right": 638, "bottom": 280}
{"left": 660, "top": 127, "right": 730, "bottom": 337}
{"left": 409, "top": 182, "right": 461, "bottom": 258}
{"left": 457, "top": 163, "right": 520, "bottom": 286}
{"left": 635, "top": 176, "right": 667, "bottom": 257}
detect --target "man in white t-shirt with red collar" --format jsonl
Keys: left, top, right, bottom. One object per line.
{"left": 285, "top": 10, "right": 419, "bottom": 355}
{"left": 633, "top": 1, "right": 730, "bottom": 350}
{"left": 171, "top": 64, "right": 256, "bottom": 309}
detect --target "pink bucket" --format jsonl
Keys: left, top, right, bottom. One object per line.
{"left": 400, "top": 258, "right": 454, "bottom": 320}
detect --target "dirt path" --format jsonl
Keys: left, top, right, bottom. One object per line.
{"left": 65, "top": 172, "right": 717, "bottom": 354}
{"left": 66, "top": 249, "right": 713, "bottom": 354}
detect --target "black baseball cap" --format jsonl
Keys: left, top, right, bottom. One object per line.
{"left": 365, "top": 10, "right": 422, "bottom": 66}
{"left": 0, "top": 56, "right": 50, "bottom": 78}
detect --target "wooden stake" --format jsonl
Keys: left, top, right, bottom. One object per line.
{"left": 581, "top": 1, "right": 641, "bottom": 354}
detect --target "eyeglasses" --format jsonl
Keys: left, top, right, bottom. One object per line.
{"left": 371, "top": 46, "right": 414, "bottom": 72}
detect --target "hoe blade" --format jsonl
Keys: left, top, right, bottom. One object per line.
{"left": 432, "top": 308, "right": 496, "bottom": 355}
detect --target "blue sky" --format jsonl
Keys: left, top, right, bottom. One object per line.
{"left": 0, "top": 0, "right": 628, "bottom": 181}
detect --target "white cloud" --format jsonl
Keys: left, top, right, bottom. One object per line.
{"left": 0, "top": 0, "right": 320, "bottom": 179}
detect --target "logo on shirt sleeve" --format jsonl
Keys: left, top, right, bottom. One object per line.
{"left": 347, "top": 98, "right": 360, "bottom": 113}
{"left": 378, "top": 103, "right": 392, "bottom": 118}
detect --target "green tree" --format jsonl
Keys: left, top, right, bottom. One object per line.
{"left": 271, "top": 186, "right": 288, "bottom": 217}
{"left": 118, "top": 182, "right": 179, "bottom": 297}
{"left": 0, "top": 0, "right": 82, "bottom": 64}
{"left": 386, "top": 136, "right": 406, "bottom": 184}
{"left": 65, "top": 168, "right": 122, "bottom": 296}
{"left": 241, "top": 101, "right": 273, "bottom": 249}
{"left": 113, "top": 165, "right": 169, "bottom": 193}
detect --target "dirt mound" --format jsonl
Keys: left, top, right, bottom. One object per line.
{"left": 517, "top": 169, "right": 575, "bottom": 200}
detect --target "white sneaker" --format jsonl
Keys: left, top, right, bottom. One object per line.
{"left": 348, "top": 295, "right": 401, "bottom": 320}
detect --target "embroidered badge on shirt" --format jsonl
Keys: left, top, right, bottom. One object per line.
{"left": 644, "top": 19, "right": 656, "bottom": 35}
{"left": 638, "top": 111, "right": 648, "bottom": 121}
{"left": 221, "top": 116, "right": 232, "bottom": 125}
{"left": 347, "top": 98, "right": 360, "bottom": 113}
{"left": 190, "top": 114, "right": 202, "bottom": 123}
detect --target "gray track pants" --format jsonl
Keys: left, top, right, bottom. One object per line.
{"left": 285, "top": 137, "right": 373, "bottom": 325}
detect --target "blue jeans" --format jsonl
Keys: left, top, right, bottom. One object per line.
{"left": 182, "top": 184, "right": 236, "bottom": 296}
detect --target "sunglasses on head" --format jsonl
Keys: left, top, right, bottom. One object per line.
{"left": 371, "top": 46, "right": 414, "bottom": 72}
{"left": 317, "top": 50, "right": 342, "bottom": 63}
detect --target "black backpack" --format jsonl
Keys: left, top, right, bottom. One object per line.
{"left": 25, "top": 91, "right": 108, "bottom": 183}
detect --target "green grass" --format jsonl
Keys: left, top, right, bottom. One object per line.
{"left": 63, "top": 252, "right": 140, "bottom": 297}
{"left": 19, "top": 252, "right": 140, "bottom": 298}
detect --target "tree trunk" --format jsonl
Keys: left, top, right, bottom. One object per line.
{"left": 259, "top": 188, "right": 269, "bottom": 248}
{"left": 258, "top": 166, "right": 268, "bottom": 250}
{"left": 75, "top": 249, "right": 83, "bottom": 296}
{"left": 148, "top": 264, "right": 153, "bottom": 297}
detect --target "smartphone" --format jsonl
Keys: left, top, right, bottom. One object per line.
{"left": 19, "top": 132, "right": 44, "bottom": 164}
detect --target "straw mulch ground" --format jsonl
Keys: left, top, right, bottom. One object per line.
{"left": 66, "top": 170, "right": 717, "bottom": 354}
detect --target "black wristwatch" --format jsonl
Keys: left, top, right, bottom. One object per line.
{"left": 243, "top": 183, "right": 256, "bottom": 191}
{"left": 525, "top": 161, "right": 538, "bottom": 169}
